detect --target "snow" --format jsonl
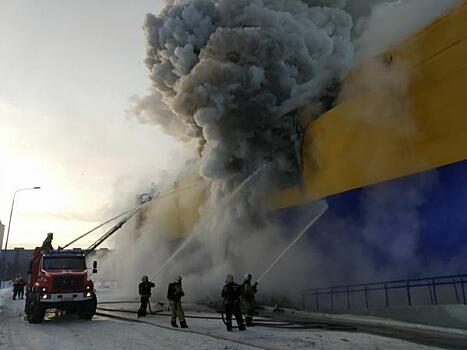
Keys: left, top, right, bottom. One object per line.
{"left": 0, "top": 291, "right": 442, "bottom": 350}
{"left": 0, "top": 292, "right": 259, "bottom": 350}
{"left": 94, "top": 301, "right": 442, "bottom": 350}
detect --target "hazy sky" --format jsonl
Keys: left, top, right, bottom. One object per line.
{"left": 0, "top": 0, "right": 187, "bottom": 248}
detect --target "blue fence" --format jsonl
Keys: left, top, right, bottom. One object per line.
{"left": 301, "top": 274, "right": 467, "bottom": 311}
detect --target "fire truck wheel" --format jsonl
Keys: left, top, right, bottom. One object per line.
{"left": 27, "top": 294, "right": 45, "bottom": 323}
{"left": 78, "top": 293, "right": 97, "bottom": 320}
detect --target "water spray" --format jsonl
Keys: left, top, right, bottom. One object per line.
{"left": 256, "top": 200, "right": 328, "bottom": 283}
{"left": 152, "top": 163, "right": 269, "bottom": 279}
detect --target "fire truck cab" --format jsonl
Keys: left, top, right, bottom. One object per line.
{"left": 25, "top": 248, "right": 97, "bottom": 323}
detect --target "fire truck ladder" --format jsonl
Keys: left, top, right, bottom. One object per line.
{"left": 60, "top": 180, "right": 206, "bottom": 255}
{"left": 84, "top": 208, "right": 141, "bottom": 255}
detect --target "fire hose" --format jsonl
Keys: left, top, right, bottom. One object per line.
{"left": 97, "top": 307, "right": 355, "bottom": 330}
{"left": 96, "top": 303, "right": 356, "bottom": 330}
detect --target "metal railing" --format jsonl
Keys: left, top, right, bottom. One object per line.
{"left": 301, "top": 273, "right": 467, "bottom": 311}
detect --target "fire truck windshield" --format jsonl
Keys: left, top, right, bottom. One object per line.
{"left": 42, "top": 256, "right": 86, "bottom": 270}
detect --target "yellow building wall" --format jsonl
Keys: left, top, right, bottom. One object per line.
{"left": 144, "top": 1, "right": 467, "bottom": 233}
{"left": 141, "top": 170, "right": 207, "bottom": 238}
{"left": 278, "top": 0, "right": 467, "bottom": 208}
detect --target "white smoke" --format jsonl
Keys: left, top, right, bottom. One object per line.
{"left": 354, "top": 0, "right": 461, "bottom": 60}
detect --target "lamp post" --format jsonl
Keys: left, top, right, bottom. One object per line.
{"left": 1, "top": 186, "right": 41, "bottom": 287}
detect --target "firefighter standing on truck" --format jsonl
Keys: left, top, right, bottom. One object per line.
{"left": 241, "top": 273, "right": 258, "bottom": 326}
{"left": 167, "top": 276, "right": 187, "bottom": 328}
{"left": 41, "top": 232, "right": 54, "bottom": 252}
{"left": 138, "top": 275, "right": 155, "bottom": 317}
{"left": 222, "top": 274, "right": 246, "bottom": 331}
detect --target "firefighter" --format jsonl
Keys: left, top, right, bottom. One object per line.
{"left": 12, "top": 276, "right": 20, "bottom": 300}
{"left": 222, "top": 274, "right": 246, "bottom": 331}
{"left": 167, "top": 276, "right": 187, "bottom": 328}
{"left": 241, "top": 273, "right": 258, "bottom": 326}
{"left": 17, "top": 276, "right": 26, "bottom": 299}
{"left": 41, "top": 232, "right": 54, "bottom": 252}
{"left": 138, "top": 275, "right": 155, "bottom": 317}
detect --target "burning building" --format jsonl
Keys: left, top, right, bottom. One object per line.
{"left": 118, "top": 0, "right": 467, "bottom": 298}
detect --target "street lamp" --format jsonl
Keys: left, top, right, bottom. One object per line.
{"left": 1, "top": 186, "right": 41, "bottom": 287}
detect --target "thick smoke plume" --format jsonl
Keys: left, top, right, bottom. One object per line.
{"left": 112, "top": 0, "right": 354, "bottom": 302}
{"left": 133, "top": 0, "right": 353, "bottom": 190}
{"left": 130, "top": 0, "right": 353, "bottom": 301}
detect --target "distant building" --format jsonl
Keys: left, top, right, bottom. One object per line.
{"left": 3, "top": 248, "right": 32, "bottom": 280}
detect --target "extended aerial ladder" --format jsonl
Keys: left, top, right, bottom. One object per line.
{"left": 60, "top": 180, "right": 205, "bottom": 255}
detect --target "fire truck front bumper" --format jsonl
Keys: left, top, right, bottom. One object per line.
{"left": 39, "top": 292, "right": 94, "bottom": 303}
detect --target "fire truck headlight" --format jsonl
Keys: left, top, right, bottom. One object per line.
{"left": 41, "top": 287, "right": 47, "bottom": 292}
{"left": 42, "top": 294, "right": 49, "bottom": 299}
{"left": 85, "top": 292, "right": 92, "bottom": 297}
{"left": 86, "top": 285, "right": 91, "bottom": 290}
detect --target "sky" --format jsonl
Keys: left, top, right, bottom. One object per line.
{"left": 0, "top": 0, "right": 187, "bottom": 249}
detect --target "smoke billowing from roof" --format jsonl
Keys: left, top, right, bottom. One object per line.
{"left": 132, "top": 0, "right": 353, "bottom": 192}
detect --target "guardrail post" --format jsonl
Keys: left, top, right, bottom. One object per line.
{"left": 346, "top": 287, "right": 350, "bottom": 310}
{"left": 406, "top": 282, "right": 412, "bottom": 306}
{"left": 453, "top": 279, "right": 460, "bottom": 304}
{"left": 315, "top": 291, "right": 319, "bottom": 311}
{"left": 364, "top": 285, "right": 369, "bottom": 309}
{"left": 461, "top": 277, "right": 466, "bottom": 305}
{"left": 432, "top": 279, "right": 438, "bottom": 305}
{"left": 384, "top": 283, "right": 389, "bottom": 307}
{"left": 330, "top": 289, "right": 334, "bottom": 311}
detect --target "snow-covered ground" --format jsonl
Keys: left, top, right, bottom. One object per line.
{"left": 0, "top": 289, "right": 258, "bottom": 350}
{"left": 0, "top": 290, "right": 442, "bottom": 350}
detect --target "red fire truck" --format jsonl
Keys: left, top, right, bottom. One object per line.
{"left": 23, "top": 199, "right": 152, "bottom": 323}
{"left": 25, "top": 248, "right": 97, "bottom": 323}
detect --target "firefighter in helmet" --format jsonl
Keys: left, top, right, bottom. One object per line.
{"left": 241, "top": 273, "right": 258, "bottom": 326}
{"left": 167, "top": 276, "right": 187, "bottom": 328}
{"left": 221, "top": 274, "right": 246, "bottom": 331}
{"left": 138, "top": 275, "right": 155, "bottom": 317}
{"left": 41, "top": 232, "right": 54, "bottom": 252}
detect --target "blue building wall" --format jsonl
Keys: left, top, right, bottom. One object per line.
{"left": 277, "top": 160, "right": 467, "bottom": 285}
